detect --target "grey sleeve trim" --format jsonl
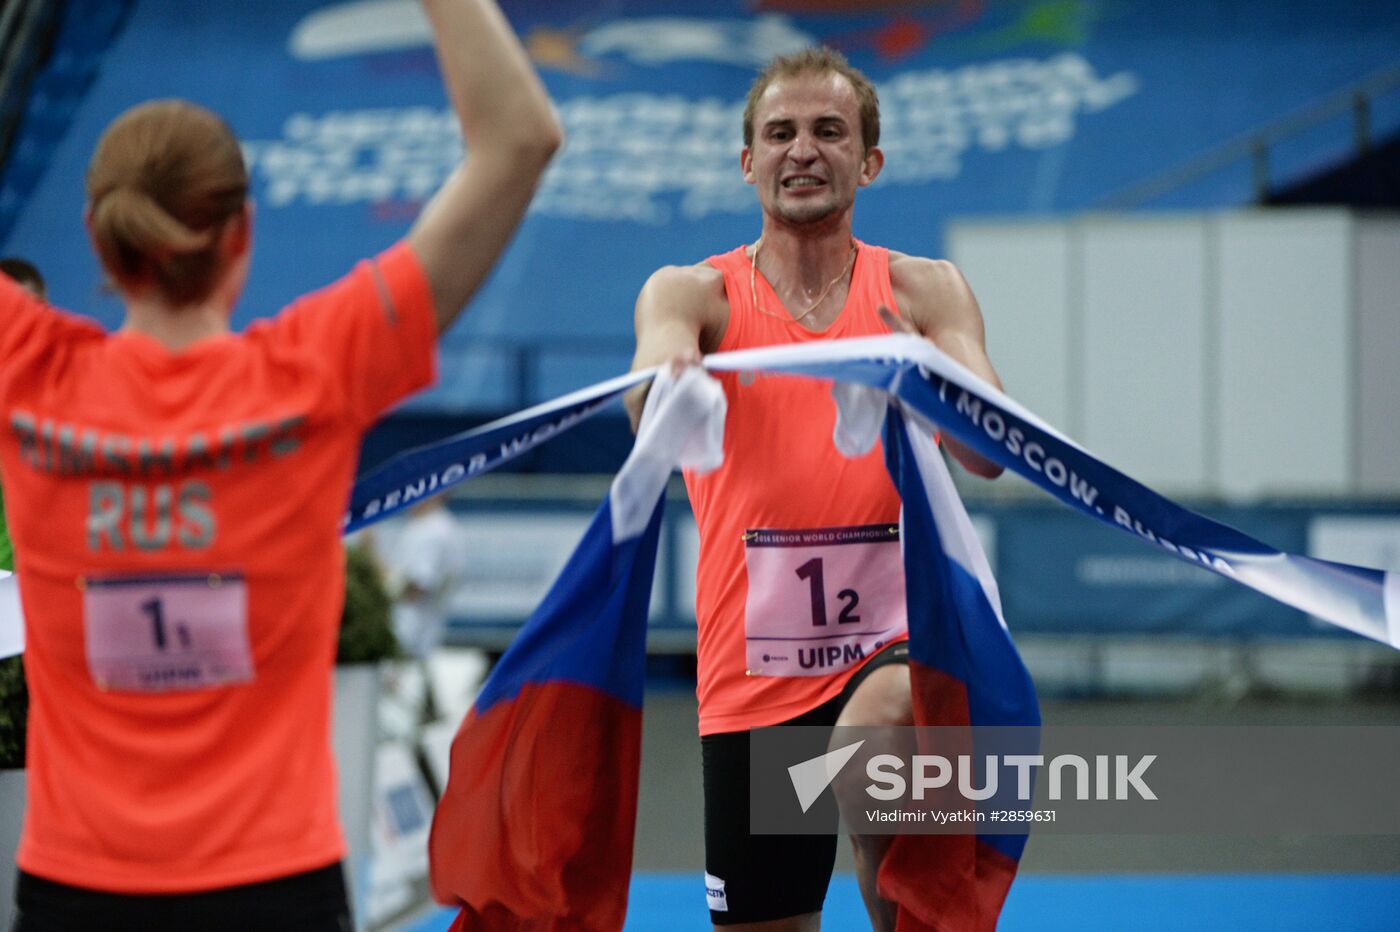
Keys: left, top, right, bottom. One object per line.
{"left": 369, "top": 259, "right": 399, "bottom": 326}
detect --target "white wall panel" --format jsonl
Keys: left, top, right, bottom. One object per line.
{"left": 1355, "top": 218, "right": 1400, "bottom": 494}
{"left": 950, "top": 209, "right": 1375, "bottom": 499}
{"left": 446, "top": 514, "right": 591, "bottom": 619}
{"left": 1080, "top": 217, "right": 1209, "bottom": 490}
{"left": 947, "top": 223, "right": 1075, "bottom": 435}
{"left": 1215, "top": 210, "right": 1352, "bottom": 496}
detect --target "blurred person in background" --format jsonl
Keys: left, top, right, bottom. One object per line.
{"left": 382, "top": 495, "right": 468, "bottom": 729}
{"left": 386, "top": 496, "right": 466, "bottom": 666}
{"left": 0, "top": 259, "right": 46, "bottom": 301}
{"left": 0, "top": 1, "right": 559, "bottom": 929}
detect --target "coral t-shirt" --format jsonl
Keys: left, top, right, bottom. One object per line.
{"left": 685, "top": 242, "right": 909, "bottom": 736}
{"left": 0, "top": 243, "right": 435, "bottom": 892}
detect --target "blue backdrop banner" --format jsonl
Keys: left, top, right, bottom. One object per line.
{"left": 6, "top": 0, "right": 1400, "bottom": 411}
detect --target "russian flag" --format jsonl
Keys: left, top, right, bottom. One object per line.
{"left": 427, "top": 369, "right": 724, "bottom": 931}
{"left": 877, "top": 406, "right": 1041, "bottom": 932}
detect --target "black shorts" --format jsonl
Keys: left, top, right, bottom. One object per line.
{"left": 700, "top": 641, "right": 909, "bottom": 925}
{"left": 11, "top": 862, "right": 350, "bottom": 932}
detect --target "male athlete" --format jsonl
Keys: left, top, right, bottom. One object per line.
{"left": 626, "top": 48, "right": 1004, "bottom": 931}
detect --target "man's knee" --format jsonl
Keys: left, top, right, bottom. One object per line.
{"left": 837, "top": 663, "right": 912, "bottom": 729}
{"left": 830, "top": 663, "right": 913, "bottom": 818}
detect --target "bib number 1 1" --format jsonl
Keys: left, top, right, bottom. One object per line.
{"left": 83, "top": 571, "right": 253, "bottom": 692}
{"left": 140, "top": 597, "right": 193, "bottom": 651}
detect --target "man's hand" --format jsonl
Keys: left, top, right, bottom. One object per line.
{"left": 878, "top": 302, "right": 1003, "bottom": 479}
{"left": 665, "top": 347, "right": 703, "bottom": 377}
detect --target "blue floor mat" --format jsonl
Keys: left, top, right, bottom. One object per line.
{"left": 403, "top": 872, "right": 1400, "bottom": 931}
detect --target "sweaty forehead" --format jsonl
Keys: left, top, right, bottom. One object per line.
{"left": 755, "top": 71, "right": 860, "bottom": 125}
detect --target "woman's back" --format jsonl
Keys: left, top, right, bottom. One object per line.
{"left": 1, "top": 2, "right": 561, "bottom": 920}
{"left": 0, "top": 243, "right": 435, "bottom": 891}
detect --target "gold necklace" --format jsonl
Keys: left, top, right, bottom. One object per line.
{"left": 749, "top": 236, "right": 858, "bottom": 325}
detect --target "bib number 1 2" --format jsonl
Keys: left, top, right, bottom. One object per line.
{"left": 793, "top": 557, "right": 861, "bottom": 626}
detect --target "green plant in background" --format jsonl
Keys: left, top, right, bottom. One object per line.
{"left": 0, "top": 655, "right": 25, "bottom": 770}
{"left": 338, "top": 540, "right": 399, "bottom": 665}
{"left": 0, "top": 486, "right": 12, "bottom": 572}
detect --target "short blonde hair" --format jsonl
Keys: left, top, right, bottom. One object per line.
{"left": 743, "top": 47, "right": 880, "bottom": 152}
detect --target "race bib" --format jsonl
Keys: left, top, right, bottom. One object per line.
{"left": 82, "top": 571, "right": 253, "bottom": 692}
{"left": 744, "top": 524, "right": 907, "bottom": 677}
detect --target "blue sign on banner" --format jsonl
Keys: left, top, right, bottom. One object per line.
{"left": 994, "top": 504, "right": 1309, "bottom": 637}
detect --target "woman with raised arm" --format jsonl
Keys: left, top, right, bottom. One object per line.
{"left": 0, "top": 2, "right": 559, "bottom": 929}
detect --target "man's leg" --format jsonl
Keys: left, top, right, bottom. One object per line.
{"left": 833, "top": 663, "right": 913, "bottom": 932}
{"left": 702, "top": 720, "right": 837, "bottom": 931}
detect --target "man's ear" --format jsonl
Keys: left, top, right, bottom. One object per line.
{"left": 859, "top": 146, "right": 884, "bottom": 187}
{"left": 741, "top": 147, "right": 756, "bottom": 185}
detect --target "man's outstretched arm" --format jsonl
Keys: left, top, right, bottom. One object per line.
{"left": 624, "top": 264, "right": 724, "bottom": 431}
{"left": 888, "top": 255, "right": 1005, "bottom": 479}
